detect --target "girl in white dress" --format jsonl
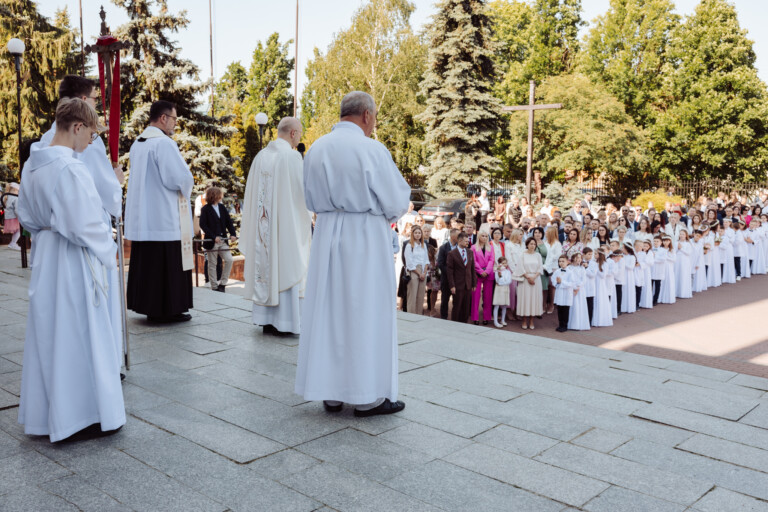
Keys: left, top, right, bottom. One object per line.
{"left": 621, "top": 242, "right": 637, "bottom": 314}
{"left": 610, "top": 240, "right": 625, "bottom": 315}
{"left": 651, "top": 236, "right": 666, "bottom": 304}
{"left": 706, "top": 221, "right": 723, "bottom": 288}
{"left": 582, "top": 247, "right": 597, "bottom": 324}
{"left": 734, "top": 220, "right": 751, "bottom": 279}
{"left": 675, "top": 229, "right": 694, "bottom": 298}
{"left": 639, "top": 239, "right": 655, "bottom": 308}
{"left": 718, "top": 222, "right": 736, "bottom": 284}
{"left": 658, "top": 235, "right": 677, "bottom": 304}
{"left": 567, "top": 252, "right": 591, "bottom": 330}
{"left": 552, "top": 255, "right": 574, "bottom": 332}
{"left": 592, "top": 249, "right": 614, "bottom": 327}
{"left": 605, "top": 249, "right": 619, "bottom": 319}
{"left": 492, "top": 257, "right": 512, "bottom": 328}
{"left": 748, "top": 218, "right": 766, "bottom": 275}
{"left": 691, "top": 230, "right": 708, "bottom": 292}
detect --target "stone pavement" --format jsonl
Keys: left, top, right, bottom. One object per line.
{"left": 2, "top": 249, "right": 768, "bottom": 511}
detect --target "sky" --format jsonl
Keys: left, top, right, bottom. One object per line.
{"left": 37, "top": 0, "right": 768, "bottom": 109}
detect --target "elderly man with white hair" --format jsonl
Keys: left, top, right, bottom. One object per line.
{"left": 295, "top": 91, "right": 410, "bottom": 417}
{"left": 241, "top": 116, "right": 311, "bottom": 336}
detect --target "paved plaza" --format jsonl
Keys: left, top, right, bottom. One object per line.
{"left": 2, "top": 249, "right": 768, "bottom": 511}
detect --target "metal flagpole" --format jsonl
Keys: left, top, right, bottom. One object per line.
{"left": 86, "top": 8, "right": 132, "bottom": 370}
{"left": 78, "top": 0, "right": 85, "bottom": 76}
{"left": 294, "top": 0, "right": 298, "bottom": 117}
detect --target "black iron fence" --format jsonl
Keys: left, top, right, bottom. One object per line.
{"left": 658, "top": 179, "right": 768, "bottom": 203}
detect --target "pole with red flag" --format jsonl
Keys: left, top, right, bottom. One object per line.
{"left": 86, "top": 7, "right": 132, "bottom": 370}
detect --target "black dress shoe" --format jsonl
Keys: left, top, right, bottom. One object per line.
{"left": 354, "top": 399, "right": 406, "bottom": 417}
{"left": 263, "top": 324, "right": 275, "bottom": 334}
{"left": 57, "top": 424, "right": 123, "bottom": 443}
{"left": 120, "top": 373, "right": 126, "bottom": 381}
{"left": 323, "top": 401, "right": 343, "bottom": 412}
{"left": 217, "top": 284, "right": 226, "bottom": 292}
{"left": 483, "top": 320, "right": 489, "bottom": 325}
{"left": 147, "top": 313, "right": 192, "bottom": 323}
{"left": 555, "top": 327, "right": 568, "bottom": 333}
{"left": 474, "top": 321, "right": 479, "bottom": 325}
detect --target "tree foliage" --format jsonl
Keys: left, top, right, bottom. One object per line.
{"left": 505, "top": 73, "right": 650, "bottom": 192}
{"left": 581, "top": 0, "right": 679, "bottom": 128}
{"left": 0, "top": 0, "right": 80, "bottom": 175}
{"left": 650, "top": 0, "right": 768, "bottom": 181}
{"left": 112, "top": 0, "right": 241, "bottom": 196}
{"left": 419, "top": 0, "right": 501, "bottom": 194}
{"left": 301, "top": 0, "right": 426, "bottom": 176}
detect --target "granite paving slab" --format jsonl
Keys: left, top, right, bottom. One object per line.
{"left": 740, "top": 402, "right": 768, "bottom": 429}
{"left": 677, "top": 433, "right": 768, "bottom": 473}
{"left": 583, "top": 486, "right": 687, "bottom": 512}
{"left": 692, "top": 487, "right": 768, "bottom": 512}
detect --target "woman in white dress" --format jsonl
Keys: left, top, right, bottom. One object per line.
{"left": 506, "top": 229, "right": 524, "bottom": 320}
{"left": 542, "top": 226, "right": 562, "bottom": 314}
{"left": 567, "top": 252, "right": 590, "bottom": 331}
{"left": 675, "top": 229, "right": 694, "bottom": 298}
{"left": 592, "top": 249, "right": 614, "bottom": 327}
{"left": 515, "top": 237, "right": 543, "bottom": 329}
{"left": 658, "top": 235, "right": 677, "bottom": 304}
{"left": 430, "top": 216, "right": 450, "bottom": 246}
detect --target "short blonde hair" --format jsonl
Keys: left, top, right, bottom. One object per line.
{"left": 55, "top": 98, "right": 104, "bottom": 132}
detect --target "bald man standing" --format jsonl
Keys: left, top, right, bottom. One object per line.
{"left": 240, "top": 117, "right": 311, "bottom": 336}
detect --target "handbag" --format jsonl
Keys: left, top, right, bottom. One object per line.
{"left": 401, "top": 273, "right": 411, "bottom": 285}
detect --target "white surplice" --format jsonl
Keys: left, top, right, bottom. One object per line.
{"left": 35, "top": 125, "right": 124, "bottom": 369}
{"left": 240, "top": 138, "right": 311, "bottom": 334}
{"left": 124, "top": 127, "right": 194, "bottom": 241}
{"left": 295, "top": 122, "right": 410, "bottom": 404}
{"left": 17, "top": 146, "right": 126, "bottom": 442}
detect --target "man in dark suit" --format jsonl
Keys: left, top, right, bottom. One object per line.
{"left": 464, "top": 222, "right": 478, "bottom": 245}
{"left": 437, "top": 229, "right": 460, "bottom": 319}
{"left": 446, "top": 232, "right": 476, "bottom": 322}
{"left": 199, "top": 187, "right": 238, "bottom": 291}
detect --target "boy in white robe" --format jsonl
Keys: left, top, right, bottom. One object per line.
{"left": 17, "top": 98, "right": 126, "bottom": 442}
{"left": 295, "top": 92, "right": 410, "bottom": 416}
{"left": 241, "top": 117, "right": 311, "bottom": 335}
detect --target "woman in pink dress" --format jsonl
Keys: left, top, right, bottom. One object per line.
{"left": 471, "top": 231, "right": 495, "bottom": 325}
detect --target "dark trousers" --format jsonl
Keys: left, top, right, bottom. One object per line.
{"left": 452, "top": 289, "right": 471, "bottom": 323}
{"left": 586, "top": 297, "right": 594, "bottom": 324}
{"left": 652, "top": 280, "right": 661, "bottom": 305}
{"left": 615, "top": 285, "right": 623, "bottom": 315}
{"left": 721, "top": 263, "right": 724, "bottom": 278}
{"left": 735, "top": 257, "right": 741, "bottom": 277}
{"left": 557, "top": 305, "right": 570, "bottom": 330}
{"left": 440, "top": 279, "right": 452, "bottom": 319}
{"left": 635, "top": 286, "right": 642, "bottom": 308}
{"left": 705, "top": 265, "right": 709, "bottom": 277}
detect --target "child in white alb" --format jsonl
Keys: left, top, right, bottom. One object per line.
{"left": 492, "top": 256, "right": 512, "bottom": 328}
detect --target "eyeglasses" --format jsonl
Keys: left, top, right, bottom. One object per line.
{"left": 164, "top": 114, "right": 178, "bottom": 121}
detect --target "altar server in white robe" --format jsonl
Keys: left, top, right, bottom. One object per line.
{"left": 241, "top": 117, "right": 311, "bottom": 335}
{"left": 296, "top": 91, "right": 410, "bottom": 416}
{"left": 34, "top": 75, "right": 125, "bottom": 371}
{"left": 17, "top": 99, "right": 125, "bottom": 442}
{"left": 124, "top": 100, "right": 195, "bottom": 322}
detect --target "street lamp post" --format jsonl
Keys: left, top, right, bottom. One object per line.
{"left": 7, "top": 38, "right": 27, "bottom": 268}
{"left": 255, "top": 112, "right": 268, "bottom": 152}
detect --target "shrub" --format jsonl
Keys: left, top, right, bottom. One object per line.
{"left": 631, "top": 191, "right": 685, "bottom": 210}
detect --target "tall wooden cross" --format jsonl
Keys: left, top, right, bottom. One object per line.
{"left": 502, "top": 80, "right": 562, "bottom": 204}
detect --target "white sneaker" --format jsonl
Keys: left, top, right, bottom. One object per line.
{"left": 501, "top": 320, "right": 507, "bottom": 326}
{"left": 7, "top": 244, "right": 20, "bottom": 251}
{"left": 736, "top": 276, "right": 741, "bottom": 281}
{"left": 494, "top": 322, "right": 503, "bottom": 328}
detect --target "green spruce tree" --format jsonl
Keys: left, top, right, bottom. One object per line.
{"left": 651, "top": 0, "right": 768, "bottom": 181}
{"left": 112, "top": 0, "right": 241, "bottom": 196}
{"left": 0, "top": 1, "right": 80, "bottom": 176}
{"left": 419, "top": 0, "right": 501, "bottom": 194}
{"left": 581, "top": 0, "right": 680, "bottom": 128}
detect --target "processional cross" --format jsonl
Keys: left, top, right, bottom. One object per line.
{"left": 502, "top": 80, "right": 562, "bottom": 204}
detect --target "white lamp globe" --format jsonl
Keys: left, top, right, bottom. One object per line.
{"left": 7, "top": 38, "right": 25, "bottom": 55}
{"left": 254, "top": 112, "right": 268, "bottom": 126}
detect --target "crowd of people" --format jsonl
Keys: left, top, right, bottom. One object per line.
{"left": 396, "top": 191, "right": 768, "bottom": 331}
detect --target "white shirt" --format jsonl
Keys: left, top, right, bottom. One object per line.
{"left": 404, "top": 242, "right": 429, "bottom": 271}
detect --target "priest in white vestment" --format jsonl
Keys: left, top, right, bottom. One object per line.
{"left": 241, "top": 117, "right": 311, "bottom": 335}
{"left": 295, "top": 91, "right": 410, "bottom": 416}
{"left": 124, "top": 100, "right": 195, "bottom": 322}
{"left": 33, "top": 75, "right": 125, "bottom": 371}
{"left": 17, "top": 98, "right": 126, "bottom": 442}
